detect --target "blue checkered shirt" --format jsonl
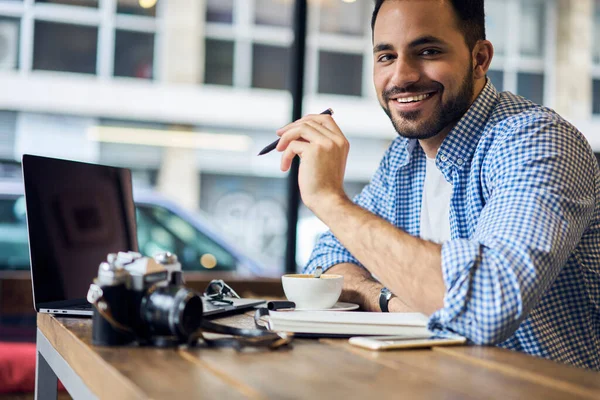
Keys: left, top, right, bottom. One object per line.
{"left": 304, "top": 80, "right": 600, "bottom": 370}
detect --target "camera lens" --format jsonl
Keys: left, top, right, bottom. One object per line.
{"left": 140, "top": 286, "right": 203, "bottom": 340}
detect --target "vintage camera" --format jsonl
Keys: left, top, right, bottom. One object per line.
{"left": 87, "top": 251, "right": 204, "bottom": 347}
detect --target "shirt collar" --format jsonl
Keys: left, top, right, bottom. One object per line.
{"left": 436, "top": 79, "right": 499, "bottom": 169}
{"left": 390, "top": 135, "right": 418, "bottom": 168}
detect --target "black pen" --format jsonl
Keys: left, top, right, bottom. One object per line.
{"left": 257, "top": 108, "right": 334, "bottom": 156}
{"left": 267, "top": 301, "right": 296, "bottom": 310}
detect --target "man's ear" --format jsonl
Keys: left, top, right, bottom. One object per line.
{"left": 472, "top": 40, "right": 494, "bottom": 79}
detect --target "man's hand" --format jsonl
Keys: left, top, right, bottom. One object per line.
{"left": 327, "top": 263, "right": 414, "bottom": 313}
{"left": 276, "top": 113, "right": 349, "bottom": 212}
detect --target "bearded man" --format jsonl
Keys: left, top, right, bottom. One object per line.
{"left": 275, "top": 0, "right": 600, "bottom": 370}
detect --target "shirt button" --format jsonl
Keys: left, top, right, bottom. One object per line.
{"left": 440, "top": 154, "right": 448, "bottom": 162}
{"left": 457, "top": 158, "right": 464, "bottom": 166}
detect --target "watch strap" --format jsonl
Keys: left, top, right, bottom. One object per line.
{"left": 379, "top": 287, "right": 393, "bottom": 312}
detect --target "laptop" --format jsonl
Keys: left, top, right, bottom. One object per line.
{"left": 22, "top": 154, "right": 264, "bottom": 317}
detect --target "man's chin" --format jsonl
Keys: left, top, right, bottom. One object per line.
{"left": 396, "top": 131, "right": 441, "bottom": 140}
{"left": 392, "top": 118, "right": 441, "bottom": 140}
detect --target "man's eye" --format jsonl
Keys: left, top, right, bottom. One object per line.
{"left": 421, "top": 49, "right": 441, "bottom": 56}
{"left": 377, "top": 54, "right": 394, "bottom": 62}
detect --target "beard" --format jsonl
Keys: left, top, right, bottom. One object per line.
{"left": 380, "top": 66, "right": 475, "bottom": 140}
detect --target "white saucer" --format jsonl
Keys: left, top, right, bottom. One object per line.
{"left": 295, "top": 302, "right": 359, "bottom": 311}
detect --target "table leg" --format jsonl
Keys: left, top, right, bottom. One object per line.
{"left": 35, "top": 328, "right": 98, "bottom": 399}
{"left": 35, "top": 349, "right": 58, "bottom": 400}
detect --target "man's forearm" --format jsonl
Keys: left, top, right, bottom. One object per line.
{"left": 327, "top": 263, "right": 414, "bottom": 313}
{"left": 315, "top": 194, "right": 445, "bottom": 315}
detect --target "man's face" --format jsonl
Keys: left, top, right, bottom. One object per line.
{"left": 373, "top": 0, "right": 476, "bottom": 140}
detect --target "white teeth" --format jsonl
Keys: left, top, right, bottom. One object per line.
{"left": 396, "top": 93, "right": 432, "bottom": 103}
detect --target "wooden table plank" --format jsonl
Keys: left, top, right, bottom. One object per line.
{"left": 323, "top": 338, "right": 600, "bottom": 400}
{"left": 180, "top": 340, "right": 471, "bottom": 399}
{"left": 38, "top": 314, "right": 248, "bottom": 400}
{"left": 435, "top": 346, "right": 600, "bottom": 399}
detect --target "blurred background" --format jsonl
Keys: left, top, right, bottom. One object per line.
{"left": 0, "top": 0, "right": 599, "bottom": 280}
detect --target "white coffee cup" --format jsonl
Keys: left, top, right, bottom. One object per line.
{"left": 281, "top": 273, "right": 343, "bottom": 310}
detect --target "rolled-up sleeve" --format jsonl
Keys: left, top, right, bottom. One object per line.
{"left": 428, "top": 117, "right": 597, "bottom": 344}
{"left": 303, "top": 144, "right": 396, "bottom": 274}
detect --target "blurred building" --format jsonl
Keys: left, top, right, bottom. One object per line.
{"left": 0, "top": 0, "right": 599, "bottom": 273}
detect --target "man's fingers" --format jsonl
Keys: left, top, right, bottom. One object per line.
{"left": 299, "top": 119, "right": 349, "bottom": 151}
{"left": 278, "top": 120, "right": 349, "bottom": 154}
{"left": 310, "top": 113, "right": 341, "bottom": 134}
{"left": 280, "top": 141, "right": 309, "bottom": 172}
{"left": 277, "top": 122, "right": 334, "bottom": 151}
{"left": 277, "top": 113, "right": 340, "bottom": 138}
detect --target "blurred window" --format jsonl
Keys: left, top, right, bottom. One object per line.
{"left": 594, "top": 0, "right": 600, "bottom": 64}
{"left": 517, "top": 72, "right": 544, "bottom": 105}
{"left": 114, "top": 30, "right": 154, "bottom": 79}
{"left": 33, "top": 21, "right": 97, "bottom": 74}
{"left": 485, "top": 0, "right": 506, "bottom": 56}
{"left": 117, "top": 0, "right": 157, "bottom": 17}
{"left": 136, "top": 204, "right": 237, "bottom": 272}
{"left": 0, "top": 196, "right": 29, "bottom": 271}
{"left": 297, "top": 181, "right": 367, "bottom": 268}
{"left": 487, "top": 70, "right": 504, "bottom": 92}
{"left": 206, "top": 0, "right": 233, "bottom": 24}
{"left": 200, "top": 173, "right": 287, "bottom": 274}
{"left": 483, "top": 0, "right": 551, "bottom": 104}
{"left": 519, "top": 0, "right": 545, "bottom": 57}
{"left": 0, "top": 113, "right": 17, "bottom": 160}
{"left": 318, "top": 51, "right": 362, "bottom": 96}
{"left": 0, "top": 17, "right": 20, "bottom": 72}
{"left": 35, "top": 0, "right": 98, "bottom": 7}
{"left": 319, "top": 0, "right": 364, "bottom": 36}
{"left": 593, "top": 80, "right": 600, "bottom": 115}
{"left": 204, "top": 39, "right": 234, "bottom": 86}
{"left": 252, "top": 44, "right": 290, "bottom": 90}
{"left": 254, "top": 0, "right": 292, "bottom": 27}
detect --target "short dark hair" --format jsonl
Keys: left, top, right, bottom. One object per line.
{"left": 371, "top": 0, "right": 486, "bottom": 50}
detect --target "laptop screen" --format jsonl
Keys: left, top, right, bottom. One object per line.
{"left": 22, "top": 155, "right": 138, "bottom": 309}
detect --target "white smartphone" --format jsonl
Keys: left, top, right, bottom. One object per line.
{"left": 348, "top": 334, "right": 467, "bottom": 351}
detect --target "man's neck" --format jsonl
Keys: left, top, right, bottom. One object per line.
{"left": 418, "top": 78, "right": 487, "bottom": 159}
{"left": 419, "top": 128, "right": 452, "bottom": 159}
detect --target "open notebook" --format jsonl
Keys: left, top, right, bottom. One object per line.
{"left": 266, "top": 311, "right": 432, "bottom": 337}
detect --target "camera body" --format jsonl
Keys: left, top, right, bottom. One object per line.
{"left": 87, "top": 251, "right": 204, "bottom": 347}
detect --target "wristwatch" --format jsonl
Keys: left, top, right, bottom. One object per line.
{"left": 379, "top": 287, "right": 394, "bottom": 312}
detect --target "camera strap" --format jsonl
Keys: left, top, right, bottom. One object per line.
{"left": 183, "top": 307, "right": 292, "bottom": 350}
{"left": 186, "top": 318, "right": 293, "bottom": 350}
{"left": 88, "top": 285, "right": 135, "bottom": 334}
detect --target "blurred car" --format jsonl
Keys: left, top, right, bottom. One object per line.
{"left": 0, "top": 180, "right": 265, "bottom": 276}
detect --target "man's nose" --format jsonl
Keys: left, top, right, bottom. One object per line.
{"left": 389, "top": 57, "right": 421, "bottom": 89}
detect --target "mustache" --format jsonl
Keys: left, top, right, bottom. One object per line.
{"left": 382, "top": 83, "right": 442, "bottom": 101}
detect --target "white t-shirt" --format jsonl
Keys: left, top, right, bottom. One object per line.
{"left": 420, "top": 157, "right": 452, "bottom": 243}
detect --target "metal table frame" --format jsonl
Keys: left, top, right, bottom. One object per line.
{"left": 35, "top": 328, "right": 98, "bottom": 400}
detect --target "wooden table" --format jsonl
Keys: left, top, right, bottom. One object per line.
{"left": 35, "top": 313, "right": 600, "bottom": 400}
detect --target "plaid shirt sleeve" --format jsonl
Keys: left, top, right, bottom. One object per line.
{"left": 303, "top": 145, "right": 395, "bottom": 274}
{"left": 428, "top": 115, "right": 597, "bottom": 344}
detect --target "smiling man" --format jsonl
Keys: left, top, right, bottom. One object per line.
{"left": 275, "top": 0, "right": 600, "bottom": 370}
